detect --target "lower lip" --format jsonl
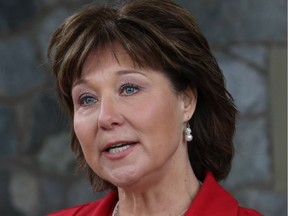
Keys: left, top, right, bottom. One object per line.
{"left": 103, "top": 143, "right": 138, "bottom": 160}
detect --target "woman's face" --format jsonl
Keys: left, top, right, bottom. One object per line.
{"left": 72, "top": 45, "right": 196, "bottom": 189}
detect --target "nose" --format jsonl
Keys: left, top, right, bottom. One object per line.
{"left": 97, "top": 96, "right": 124, "bottom": 130}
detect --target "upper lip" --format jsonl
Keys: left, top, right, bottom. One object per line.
{"left": 102, "top": 140, "right": 138, "bottom": 152}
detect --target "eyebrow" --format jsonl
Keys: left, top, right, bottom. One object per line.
{"left": 116, "top": 69, "right": 147, "bottom": 77}
{"left": 72, "top": 69, "right": 147, "bottom": 88}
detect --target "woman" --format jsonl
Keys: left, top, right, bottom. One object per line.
{"left": 47, "top": 0, "right": 262, "bottom": 215}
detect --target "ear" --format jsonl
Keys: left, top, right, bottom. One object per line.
{"left": 180, "top": 87, "right": 197, "bottom": 122}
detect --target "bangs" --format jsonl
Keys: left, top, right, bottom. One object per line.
{"left": 60, "top": 11, "right": 176, "bottom": 95}
{"left": 50, "top": 2, "right": 197, "bottom": 112}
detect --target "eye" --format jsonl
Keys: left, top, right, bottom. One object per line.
{"left": 120, "top": 83, "right": 141, "bottom": 96}
{"left": 78, "top": 94, "right": 97, "bottom": 107}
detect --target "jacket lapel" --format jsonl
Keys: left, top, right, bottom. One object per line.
{"left": 185, "top": 172, "right": 239, "bottom": 216}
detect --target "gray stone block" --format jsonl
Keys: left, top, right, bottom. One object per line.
{"left": 38, "top": 0, "right": 93, "bottom": 7}
{"left": 176, "top": 0, "right": 286, "bottom": 43}
{"left": 29, "top": 91, "right": 69, "bottom": 154}
{"left": 66, "top": 180, "right": 107, "bottom": 207}
{"left": 229, "top": 45, "right": 268, "bottom": 69}
{"left": 37, "top": 132, "right": 75, "bottom": 174}
{"left": 233, "top": 188, "right": 287, "bottom": 216}
{"left": 214, "top": 51, "right": 267, "bottom": 114}
{"left": 38, "top": 8, "right": 75, "bottom": 59}
{"left": 0, "top": 169, "right": 24, "bottom": 215}
{"left": 0, "top": 0, "right": 36, "bottom": 32}
{"left": 9, "top": 169, "right": 40, "bottom": 215}
{"left": 40, "top": 176, "right": 67, "bottom": 215}
{"left": 224, "top": 117, "right": 270, "bottom": 188}
{"left": 0, "top": 105, "right": 17, "bottom": 157}
{"left": 0, "top": 37, "right": 45, "bottom": 96}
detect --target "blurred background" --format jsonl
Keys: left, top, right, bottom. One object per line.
{"left": 0, "top": 0, "right": 286, "bottom": 215}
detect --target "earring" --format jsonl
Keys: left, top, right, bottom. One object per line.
{"left": 185, "top": 124, "right": 193, "bottom": 142}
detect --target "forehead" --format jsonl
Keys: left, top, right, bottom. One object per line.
{"left": 81, "top": 41, "right": 160, "bottom": 81}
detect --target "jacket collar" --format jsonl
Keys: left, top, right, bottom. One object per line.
{"left": 79, "top": 172, "right": 239, "bottom": 216}
{"left": 185, "top": 172, "right": 239, "bottom": 216}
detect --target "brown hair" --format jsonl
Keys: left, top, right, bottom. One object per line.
{"left": 48, "top": 0, "right": 237, "bottom": 191}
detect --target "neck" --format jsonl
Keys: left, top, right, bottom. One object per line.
{"left": 116, "top": 152, "right": 201, "bottom": 216}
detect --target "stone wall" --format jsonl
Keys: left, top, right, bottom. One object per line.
{"left": 0, "top": 0, "right": 286, "bottom": 215}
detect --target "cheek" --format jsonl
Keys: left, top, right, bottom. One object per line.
{"left": 74, "top": 116, "right": 84, "bottom": 141}
{"left": 135, "top": 97, "right": 182, "bottom": 143}
{"left": 73, "top": 114, "right": 96, "bottom": 149}
{"left": 73, "top": 115, "right": 101, "bottom": 167}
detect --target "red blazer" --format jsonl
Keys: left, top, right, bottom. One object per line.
{"left": 48, "top": 172, "right": 262, "bottom": 216}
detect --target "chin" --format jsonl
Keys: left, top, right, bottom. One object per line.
{"left": 105, "top": 166, "right": 143, "bottom": 188}
{"left": 109, "top": 175, "right": 142, "bottom": 189}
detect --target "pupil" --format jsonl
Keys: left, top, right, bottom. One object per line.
{"left": 126, "top": 87, "right": 134, "bottom": 94}
{"left": 86, "top": 97, "right": 94, "bottom": 104}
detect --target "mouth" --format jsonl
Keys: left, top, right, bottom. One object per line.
{"left": 104, "top": 142, "right": 138, "bottom": 154}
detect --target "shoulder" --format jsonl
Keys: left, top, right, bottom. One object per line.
{"left": 47, "top": 190, "right": 118, "bottom": 216}
{"left": 47, "top": 202, "right": 96, "bottom": 216}
{"left": 47, "top": 201, "right": 103, "bottom": 216}
{"left": 185, "top": 172, "right": 263, "bottom": 216}
{"left": 238, "top": 207, "right": 263, "bottom": 216}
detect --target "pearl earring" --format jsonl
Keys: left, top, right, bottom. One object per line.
{"left": 185, "top": 124, "right": 193, "bottom": 142}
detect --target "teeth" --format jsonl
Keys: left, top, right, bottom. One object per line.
{"left": 112, "top": 143, "right": 125, "bottom": 147}
{"left": 108, "top": 145, "right": 131, "bottom": 154}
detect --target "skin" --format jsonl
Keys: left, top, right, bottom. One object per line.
{"left": 72, "top": 44, "right": 200, "bottom": 216}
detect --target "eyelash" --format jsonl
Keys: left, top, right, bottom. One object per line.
{"left": 77, "top": 83, "right": 141, "bottom": 107}
{"left": 119, "top": 82, "right": 141, "bottom": 95}
{"left": 78, "top": 93, "right": 97, "bottom": 107}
